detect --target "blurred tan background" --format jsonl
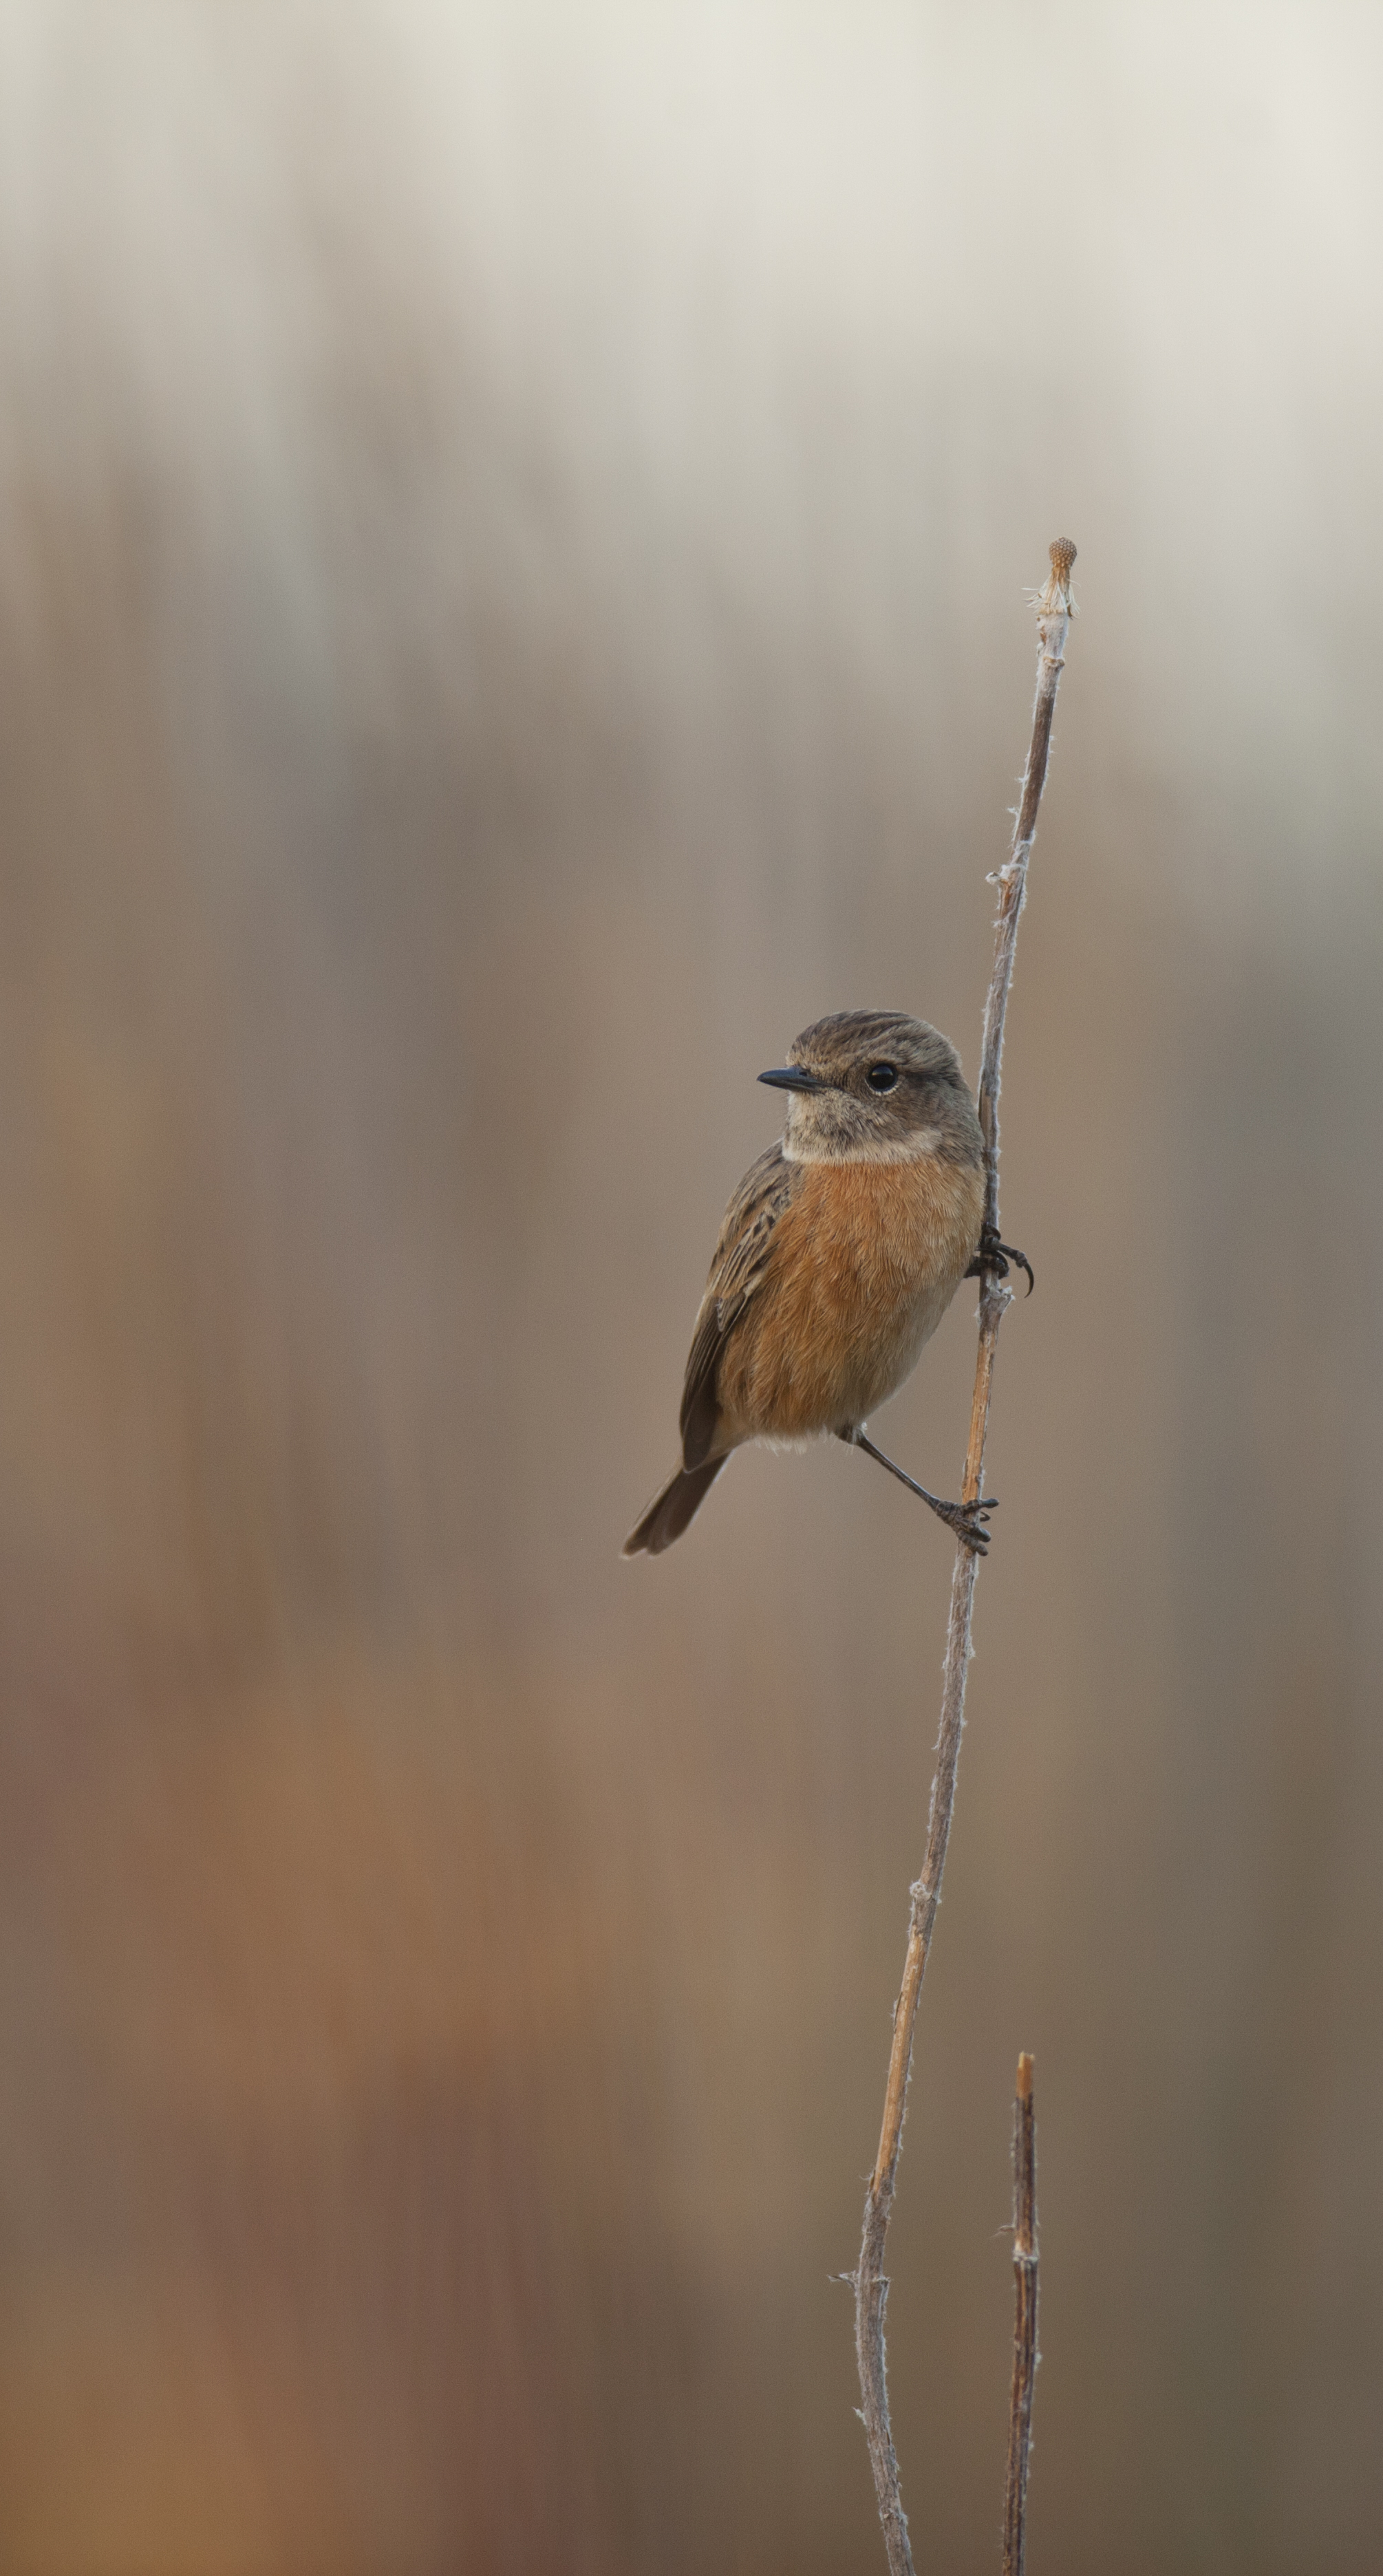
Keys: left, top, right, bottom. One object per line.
{"left": 0, "top": 3, "right": 1380, "bottom": 2570}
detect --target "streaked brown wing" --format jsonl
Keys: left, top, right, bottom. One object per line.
{"left": 679, "top": 1142, "right": 797, "bottom": 1470}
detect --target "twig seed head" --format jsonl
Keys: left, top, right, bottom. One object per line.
{"left": 1034, "top": 538, "right": 1078, "bottom": 618}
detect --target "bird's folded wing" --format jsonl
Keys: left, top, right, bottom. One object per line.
{"left": 680, "top": 1144, "right": 797, "bottom": 1468}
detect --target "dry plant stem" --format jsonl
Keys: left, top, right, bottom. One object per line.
{"left": 1003, "top": 2054, "right": 1039, "bottom": 2576}
{"left": 853, "top": 541, "right": 1075, "bottom": 2576}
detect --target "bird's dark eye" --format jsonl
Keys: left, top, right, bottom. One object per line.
{"left": 866, "top": 1062, "right": 899, "bottom": 1093}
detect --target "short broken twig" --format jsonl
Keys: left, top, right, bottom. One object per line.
{"left": 852, "top": 541, "right": 1076, "bottom": 2576}
{"left": 1003, "top": 2052, "right": 1040, "bottom": 2576}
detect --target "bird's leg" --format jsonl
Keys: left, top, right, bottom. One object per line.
{"left": 965, "top": 1221, "right": 1034, "bottom": 1294}
{"left": 838, "top": 1427, "right": 998, "bottom": 1556}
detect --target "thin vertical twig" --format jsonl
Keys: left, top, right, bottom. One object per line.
{"left": 853, "top": 541, "right": 1077, "bottom": 2576}
{"left": 1003, "top": 2052, "right": 1040, "bottom": 2576}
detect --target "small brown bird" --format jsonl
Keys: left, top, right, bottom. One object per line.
{"left": 623, "top": 1008, "right": 1029, "bottom": 1559}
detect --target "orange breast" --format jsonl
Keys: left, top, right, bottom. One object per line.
{"left": 717, "top": 1153, "right": 983, "bottom": 1445}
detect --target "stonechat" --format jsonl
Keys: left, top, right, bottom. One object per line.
{"left": 623, "top": 1008, "right": 1029, "bottom": 1559}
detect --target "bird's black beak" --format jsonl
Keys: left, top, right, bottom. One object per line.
{"left": 758, "top": 1065, "right": 828, "bottom": 1094}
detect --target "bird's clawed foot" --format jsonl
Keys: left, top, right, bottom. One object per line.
{"left": 932, "top": 1492, "right": 1000, "bottom": 1556}
{"left": 840, "top": 1428, "right": 999, "bottom": 1556}
{"left": 966, "top": 1221, "right": 1034, "bottom": 1294}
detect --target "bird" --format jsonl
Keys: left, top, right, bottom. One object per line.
{"left": 623, "top": 1007, "right": 1030, "bottom": 1560}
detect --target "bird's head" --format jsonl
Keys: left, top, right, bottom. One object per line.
{"left": 758, "top": 1009, "right": 980, "bottom": 1165}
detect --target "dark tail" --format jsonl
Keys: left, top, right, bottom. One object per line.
{"left": 622, "top": 1454, "right": 728, "bottom": 1557}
